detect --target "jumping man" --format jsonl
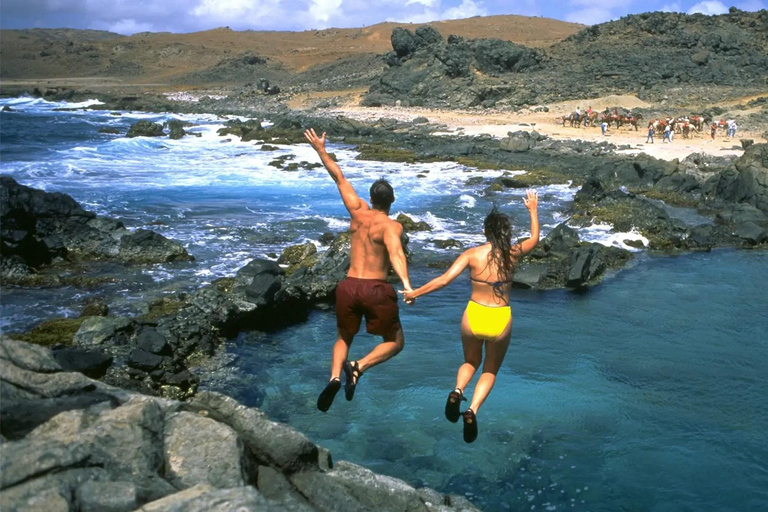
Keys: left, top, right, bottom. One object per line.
{"left": 304, "top": 128, "right": 413, "bottom": 412}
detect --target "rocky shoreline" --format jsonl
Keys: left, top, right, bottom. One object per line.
{"left": 0, "top": 336, "right": 479, "bottom": 512}
{"left": 2, "top": 94, "right": 767, "bottom": 512}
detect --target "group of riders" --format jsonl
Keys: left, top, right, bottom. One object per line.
{"left": 562, "top": 107, "right": 738, "bottom": 139}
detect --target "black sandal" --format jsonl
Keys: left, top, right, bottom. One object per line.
{"left": 463, "top": 408, "right": 478, "bottom": 443}
{"left": 342, "top": 360, "right": 362, "bottom": 401}
{"left": 445, "top": 388, "right": 466, "bottom": 423}
{"left": 317, "top": 378, "right": 341, "bottom": 412}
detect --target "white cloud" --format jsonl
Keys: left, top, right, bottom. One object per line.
{"left": 104, "top": 19, "right": 155, "bottom": 34}
{"left": 564, "top": 7, "right": 616, "bottom": 25}
{"left": 405, "top": 0, "right": 439, "bottom": 6}
{"left": 687, "top": 1, "right": 729, "bottom": 15}
{"left": 661, "top": 2, "right": 682, "bottom": 13}
{"left": 308, "top": 0, "right": 343, "bottom": 24}
{"left": 442, "top": 0, "right": 487, "bottom": 19}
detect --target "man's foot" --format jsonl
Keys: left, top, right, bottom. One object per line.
{"left": 343, "top": 360, "right": 362, "bottom": 401}
{"left": 317, "top": 378, "right": 341, "bottom": 412}
{"left": 445, "top": 388, "right": 466, "bottom": 423}
{"left": 463, "top": 408, "right": 478, "bottom": 443}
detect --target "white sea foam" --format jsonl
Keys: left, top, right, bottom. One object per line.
{"left": 459, "top": 194, "right": 476, "bottom": 209}
{"left": 577, "top": 222, "right": 648, "bottom": 251}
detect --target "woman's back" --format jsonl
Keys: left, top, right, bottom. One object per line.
{"left": 466, "top": 243, "right": 517, "bottom": 307}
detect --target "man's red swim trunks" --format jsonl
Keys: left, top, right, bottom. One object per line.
{"left": 335, "top": 277, "right": 401, "bottom": 338}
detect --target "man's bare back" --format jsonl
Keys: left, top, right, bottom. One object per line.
{"left": 348, "top": 208, "right": 405, "bottom": 280}
{"left": 304, "top": 128, "right": 412, "bottom": 412}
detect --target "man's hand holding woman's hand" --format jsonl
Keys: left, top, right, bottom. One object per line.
{"left": 399, "top": 288, "right": 416, "bottom": 305}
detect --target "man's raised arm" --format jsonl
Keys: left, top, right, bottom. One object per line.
{"left": 304, "top": 128, "right": 366, "bottom": 214}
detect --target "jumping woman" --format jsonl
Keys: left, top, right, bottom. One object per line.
{"left": 402, "top": 190, "right": 539, "bottom": 443}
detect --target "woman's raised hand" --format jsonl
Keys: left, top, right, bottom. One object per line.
{"left": 523, "top": 189, "right": 538, "bottom": 211}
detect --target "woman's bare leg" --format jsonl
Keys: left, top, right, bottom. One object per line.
{"left": 468, "top": 319, "right": 512, "bottom": 414}
{"left": 455, "top": 311, "right": 483, "bottom": 392}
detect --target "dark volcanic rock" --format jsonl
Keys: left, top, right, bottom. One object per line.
{"left": 515, "top": 223, "right": 633, "bottom": 290}
{"left": 52, "top": 347, "right": 113, "bottom": 379}
{"left": 0, "top": 177, "right": 192, "bottom": 283}
{"left": 126, "top": 120, "right": 164, "bottom": 138}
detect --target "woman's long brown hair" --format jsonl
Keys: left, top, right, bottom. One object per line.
{"left": 483, "top": 206, "right": 520, "bottom": 283}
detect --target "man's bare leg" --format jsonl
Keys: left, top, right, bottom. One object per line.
{"left": 330, "top": 328, "right": 354, "bottom": 380}
{"left": 354, "top": 327, "right": 404, "bottom": 375}
{"left": 318, "top": 328, "right": 354, "bottom": 412}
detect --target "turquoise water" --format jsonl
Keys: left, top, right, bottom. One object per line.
{"left": 214, "top": 250, "right": 768, "bottom": 512}
{"left": 2, "top": 98, "right": 767, "bottom": 511}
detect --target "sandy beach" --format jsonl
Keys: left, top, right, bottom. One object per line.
{"left": 321, "top": 93, "right": 760, "bottom": 162}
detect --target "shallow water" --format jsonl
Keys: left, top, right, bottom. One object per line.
{"left": 2, "top": 98, "right": 767, "bottom": 511}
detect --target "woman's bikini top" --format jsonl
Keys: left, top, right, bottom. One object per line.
{"left": 470, "top": 275, "right": 514, "bottom": 293}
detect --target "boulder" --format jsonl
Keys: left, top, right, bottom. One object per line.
{"left": 391, "top": 27, "right": 419, "bottom": 58}
{"left": 732, "top": 221, "right": 768, "bottom": 245}
{"left": 186, "top": 391, "right": 322, "bottom": 474}
{"left": 163, "top": 412, "right": 250, "bottom": 489}
{"left": 277, "top": 242, "right": 317, "bottom": 266}
{"left": 74, "top": 316, "right": 133, "bottom": 346}
{"left": 52, "top": 347, "right": 113, "bottom": 379}
{"left": 126, "top": 121, "right": 164, "bottom": 138}
{"left": 396, "top": 214, "right": 432, "bottom": 233}
{"left": 118, "top": 229, "right": 193, "bottom": 263}
{"left": 135, "top": 484, "right": 286, "bottom": 512}
{"left": 76, "top": 480, "right": 138, "bottom": 512}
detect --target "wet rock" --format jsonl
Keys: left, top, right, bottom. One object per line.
{"left": 118, "top": 229, "right": 193, "bottom": 263}
{"left": 128, "top": 349, "right": 164, "bottom": 372}
{"left": 74, "top": 317, "right": 133, "bottom": 346}
{"left": 433, "top": 239, "right": 462, "bottom": 249}
{"left": 80, "top": 299, "right": 109, "bottom": 317}
{"left": 52, "top": 347, "right": 113, "bottom": 379}
{"left": 277, "top": 242, "right": 317, "bottom": 266}
{"left": 732, "top": 221, "right": 768, "bottom": 245}
{"left": 318, "top": 232, "right": 336, "bottom": 245}
{"left": 166, "top": 120, "right": 187, "bottom": 140}
{"left": 0, "top": 177, "right": 191, "bottom": 277}
{"left": 135, "top": 327, "right": 171, "bottom": 356}
{"left": 127, "top": 120, "right": 164, "bottom": 138}
{"left": 397, "top": 213, "right": 432, "bottom": 233}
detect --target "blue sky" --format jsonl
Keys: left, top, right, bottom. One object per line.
{"left": 0, "top": 0, "right": 765, "bottom": 34}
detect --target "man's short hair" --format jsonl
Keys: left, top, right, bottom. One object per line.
{"left": 370, "top": 178, "right": 395, "bottom": 210}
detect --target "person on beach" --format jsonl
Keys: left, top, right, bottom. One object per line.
{"left": 304, "top": 128, "right": 414, "bottom": 413}
{"left": 646, "top": 123, "right": 655, "bottom": 144}
{"left": 601, "top": 121, "right": 608, "bottom": 136}
{"left": 402, "top": 190, "right": 539, "bottom": 443}
{"left": 711, "top": 122, "right": 718, "bottom": 140}
{"left": 662, "top": 124, "right": 671, "bottom": 143}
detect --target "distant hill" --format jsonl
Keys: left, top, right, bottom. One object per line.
{"left": 364, "top": 9, "right": 768, "bottom": 108}
{"left": 0, "top": 15, "right": 583, "bottom": 84}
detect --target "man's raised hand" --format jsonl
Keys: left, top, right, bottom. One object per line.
{"left": 304, "top": 128, "right": 327, "bottom": 153}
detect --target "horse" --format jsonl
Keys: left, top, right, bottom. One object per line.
{"left": 689, "top": 115, "right": 706, "bottom": 132}
{"left": 583, "top": 111, "right": 599, "bottom": 127}
{"left": 623, "top": 113, "right": 642, "bottom": 131}
{"left": 561, "top": 113, "right": 580, "bottom": 128}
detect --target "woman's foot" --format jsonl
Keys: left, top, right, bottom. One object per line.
{"left": 317, "top": 378, "right": 341, "bottom": 412}
{"left": 463, "top": 408, "right": 478, "bottom": 443}
{"left": 445, "top": 388, "right": 466, "bottom": 423}
{"left": 343, "top": 360, "right": 362, "bottom": 401}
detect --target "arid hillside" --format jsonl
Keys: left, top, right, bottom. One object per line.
{"left": 0, "top": 15, "right": 583, "bottom": 84}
